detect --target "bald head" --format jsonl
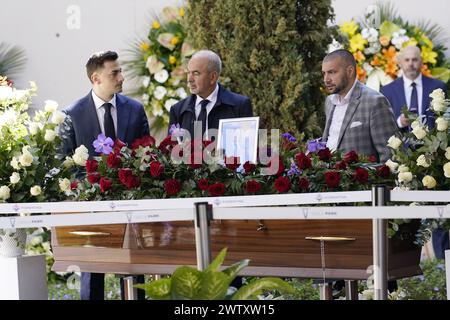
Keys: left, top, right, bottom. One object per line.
{"left": 398, "top": 46, "right": 423, "bottom": 80}
{"left": 323, "top": 49, "right": 356, "bottom": 77}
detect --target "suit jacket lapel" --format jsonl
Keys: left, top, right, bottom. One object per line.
{"left": 322, "top": 99, "right": 335, "bottom": 141}
{"left": 116, "top": 94, "right": 131, "bottom": 141}
{"left": 337, "top": 81, "right": 362, "bottom": 148}
{"left": 397, "top": 77, "right": 407, "bottom": 112}
{"left": 86, "top": 93, "right": 102, "bottom": 142}
{"left": 421, "top": 76, "right": 431, "bottom": 113}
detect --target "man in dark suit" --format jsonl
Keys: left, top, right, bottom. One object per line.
{"left": 61, "top": 50, "right": 149, "bottom": 300}
{"left": 169, "top": 50, "right": 253, "bottom": 140}
{"left": 381, "top": 45, "right": 449, "bottom": 260}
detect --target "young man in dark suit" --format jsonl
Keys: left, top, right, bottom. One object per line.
{"left": 381, "top": 45, "right": 449, "bottom": 260}
{"left": 61, "top": 50, "right": 149, "bottom": 300}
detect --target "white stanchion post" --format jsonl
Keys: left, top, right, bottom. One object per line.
{"left": 194, "top": 202, "right": 212, "bottom": 270}
{"left": 446, "top": 250, "right": 450, "bottom": 300}
{"left": 372, "top": 185, "right": 388, "bottom": 300}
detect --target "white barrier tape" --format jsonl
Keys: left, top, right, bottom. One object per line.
{"left": 390, "top": 190, "right": 450, "bottom": 203}
{"left": 0, "top": 208, "right": 194, "bottom": 229}
{"left": 213, "top": 205, "right": 450, "bottom": 220}
{"left": 0, "top": 191, "right": 371, "bottom": 214}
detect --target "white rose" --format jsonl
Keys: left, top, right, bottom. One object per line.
{"left": 10, "top": 157, "right": 20, "bottom": 170}
{"left": 175, "top": 87, "right": 187, "bottom": 99}
{"left": 59, "top": 178, "right": 71, "bottom": 192}
{"left": 412, "top": 126, "right": 427, "bottom": 140}
{"left": 0, "top": 185, "right": 11, "bottom": 200}
{"left": 62, "top": 156, "right": 75, "bottom": 169}
{"left": 398, "top": 165, "right": 409, "bottom": 173}
{"left": 444, "top": 162, "right": 450, "bottom": 178}
{"left": 422, "top": 175, "right": 437, "bottom": 189}
{"left": 44, "top": 100, "right": 58, "bottom": 113}
{"left": 429, "top": 88, "right": 446, "bottom": 103}
{"left": 164, "top": 98, "right": 179, "bottom": 112}
{"left": 73, "top": 145, "right": 89, "bottom": 166}
{"left": 154, "top": 86, "right": 167, "bottom": 100}
{"left": 51, "top": 110, "right": 66, "bottom": 125}
{"left": 387, "top": 135, "right": 402, "bottom": 149}
{"left": 154, "top": 69, "right": 169, "bottom": 84}
{"left": 435, "top": 117, "right": 449, "bottom": 131}
{"left": 28, "top": 122, "right": 41, "bottom": 135}
{"left": 385, "top": 159, "right": 399, "bottom": 172}
{"left": 416, "top": 154, "right": 430, "bottom": 168}
{"left": 29, "top": 236, "right": 43, "bottom": 246}
{"left": 10, "top": 172, "right": 20, "bottom": 184}
{"left": 44, "top": 129, "right": 57, "bottom": 142}
{"left": 398, "top": 171, "right": 413, "bottom": 183}
{"left": 30, "top": 185, "right": 42, "bottom": 196}
{"left": 142, "top": 93, "right": 149, "bottom": 104}
{"left": 411, "top": 120, "right": 421, "bottom": 129}
{"left": 19, "top": 151, "right": 33, "bottom": 167}
{"left": 142, "top": 76, "right": 150, "bottom": 87}
{"left": 431, "top": 100, "right": 447, "bottom": 112}
{"left": 445, "top": 147, "right": 450, "bottom": 160}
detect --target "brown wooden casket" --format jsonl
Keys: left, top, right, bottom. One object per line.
{"left": 52, "top": 218, "right": 421, "bottom": 280}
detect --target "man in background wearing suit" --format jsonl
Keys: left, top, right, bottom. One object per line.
{"left": 169, "top": 50, "right": 253, "bottom": 140}
{"left": 322, "top": 49, "right": 399, "bottom": 163}
{"left": 380, "top": 45, "right": 449, "bottom": 259}
{"left": 61, "top": 50, "right": 149, "bottom": 300}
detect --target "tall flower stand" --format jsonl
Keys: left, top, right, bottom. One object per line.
{"left": 0, "top": 255, "right": 47, "bottom": 300}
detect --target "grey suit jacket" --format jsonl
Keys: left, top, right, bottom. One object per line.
{"left": 322, "top": 81, "right": 399, "bottom": 163}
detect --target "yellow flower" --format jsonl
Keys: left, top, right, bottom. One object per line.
{"left": 402, "top": 39, "right": 418, "bottom": 48}
{"left": 340, "top": 20, "right": 358, "bottom": 37}
{"left": 140, "top": 42, "right": 150, "bottom": 51}
{"left": 171, "top": 36, "right": 180, "bottom": 46}
{"left": 420, "top": 35, "right": 433, "bottom": 48}
{"left": 152, "top": 21, "right": 161, "bottom": 29}
{"left": 169, "top": 56, "right": 177, "bottom": 64}
{"left": 349, "top": 34, "right": 367, "bottom": 53}
{"left": 179, "top": 8, "right": 185, "bottom": 17}
{"left": 421, "top": 46, "right": 437, "bottom": 64}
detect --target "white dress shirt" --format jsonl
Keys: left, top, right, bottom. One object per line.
{"left": 397, "top": 74, "right": 423, "bottom": 128}
{"left": 194, "top": 84, "right": 219, "bottom": 137}
{"left": 326, "top": 79, "right": 358, "bottom": 151}
{"left": 91, "top": 90, "right": 118, "bottom": 136}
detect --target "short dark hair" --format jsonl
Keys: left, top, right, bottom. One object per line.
{"left": 324, "top": 49, "right": 356, "bottom": 70}
{"left": 86, "top": 51, "right": 118, "bottom": 82}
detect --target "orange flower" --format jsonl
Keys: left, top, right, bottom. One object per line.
{"left": 382, "top": 46, "right": 397, "bottom": 60}
{"left": 379, "top": 36, "right": 390, "bottom": 47}
{"left": 385, "top": 61, "right": 398, "bottom": 79}
{"left": 356, "top": 66, "right": 367, "bottom": 82}
{"left": 371, "top": 56, "right": 381, "bottom": 67}
{"left": 353, "top": 51, "right": 365, "bottom": 63}
{"left": 421, "top": 64, "right": 432, "bottom": 77}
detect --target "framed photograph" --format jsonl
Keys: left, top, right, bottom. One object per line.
{"left": 217, "top": 117, "right": 259, "bottom": 164}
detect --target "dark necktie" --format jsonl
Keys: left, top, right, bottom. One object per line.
{"left": 103, "top": 103, "right": 116, "bottom": 140}
{"left": 197, "top": 99, "right": 210, "bottom": 138}
{"left": 410, "top": 82, "right": 418, "bottom": 114}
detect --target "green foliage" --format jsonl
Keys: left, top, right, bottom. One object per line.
{"left": 186, "top": 0, "right": 335, "bottom": 139}
{"left": 136, "top": 248, "right": 294, "bottom": 300}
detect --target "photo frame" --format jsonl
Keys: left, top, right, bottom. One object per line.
{"left": 217, "top": 117, "right": 259, "bottom": 164}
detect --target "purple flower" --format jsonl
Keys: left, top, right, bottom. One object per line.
{"left": 417, "top": 275, "right": 425, "bottom": 282}
{"left": 436, "top": 263, "right": 445, "bottom": 271}
{"left": 287, "top": 163, "right": 301, "bottom": 176}
{"left": 169, "top": 123, "right": 181, "bottom": 135}
{"left": 93, "top": 133, "right": 114, "bottom": 154}
{"left": 307, "top": 138, "right": 327, "bottom": 153}
{"left": 282, "top": 132, "right": 297, "bottom": 142}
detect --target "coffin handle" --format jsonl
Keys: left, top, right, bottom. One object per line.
{"left": 305, "top": 236, "right": 356, "bottom": 241}
{"left": 69, "top": 231, "right": 111, "bottom": 236}
{"left": 257, "top": 220, "right": 268, "bottom": 231}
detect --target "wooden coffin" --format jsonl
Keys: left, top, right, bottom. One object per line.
{"left": 52, "top": 218, "right": 422, "bottom": 280}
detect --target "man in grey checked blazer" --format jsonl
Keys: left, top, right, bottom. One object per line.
{"left": 322, "top": 49, "right": 399, "bottom": 163}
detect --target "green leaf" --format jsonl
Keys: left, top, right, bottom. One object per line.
{"left": 379, "top": 21, "right": 401, "bottom": 38}
{"left": 196, "top": 271, "right": 230, "bottom": 300}
{"left": 222, "top": 259, "right": 250, "bottom": 282}
{"left": 431, "top": 67, "right": 450, "bottom": 83}
{"left": 135, "top": 278, "right": 171, "bottom": 300}
{"left": 171, "top": 266, "right": 202, "bottom": 299}
{"left": 231, "top": 277, "right": 295, "bottom": 300}
{"left": 205, "top": 247, "right": 227, "bottom": 273}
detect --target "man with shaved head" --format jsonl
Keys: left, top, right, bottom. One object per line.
{"left": 321, "top": 49, "right": 398, "bottom": 163}
{"left": 381, "top": 45, "right": 449, "bottom": 260}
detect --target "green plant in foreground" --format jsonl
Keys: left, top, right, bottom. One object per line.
{"left": 136, "top": 248, "right": 294, "bottom": 300}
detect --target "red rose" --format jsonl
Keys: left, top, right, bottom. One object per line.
{"left": 318, "top": 148, "right": 332, "bottom": 162}
{"left": 158, "top": 136, "right": 177, "bottom": 154}
{"left": 99, "top": 177, "right": 113, "bottom": 193}
{"left": 243, "top": 161, "right": 256, "bottom": 173}
{"left": 149, "top": 161, "right": 165, "bottom": 178}
{"left": 85, "top": 159, "right": 98, "bottom": 173}
{"left": 208, "top": 183, "right": 226, "bottom": 197}
{"left": 197, "top": 178, "right": 209, "bottom": 191}
{"left": 298, "top": 177, "right": 310, "bottom": 191}
{"left": 324, "top": 171, "right": 340, "bottom": 188}
{"left": 87, "top": 172, "right": 100, "bottom": 184}
{"left": 107, "top": 153, "right": 122, "bottom": 168}
{"left": 295, "top": 152, "right": 312, "bottom": 170}
{"left": 132, "top": 135, "right": 156, "bottom": 149}
{"left": 344, "top": 151, "right": 359, "bottom": 164}
{"left": 224, "top": 156, "right": 240, "bottom": 171}
{"left": 274, "top": 176, "right": 291, "bottom": 193}
{"left": 190, "top": 152, "right": 203, "bottom": 169}
{"left": 245, "top": 180, "right": 261, "bottom": 194}
{"left": 70, "top": 180, "right": 79, "bottom": 190}
{"left": 113, "top": 139, "right": 127, "bottom": 154}
{"left": 368, "top": 155, "right": 377, "bottom": 163}
{"left": 118, "top": 168, "right": 132, "bottom": 185}
{"left": 164, "top": 179, "right": 181, "bottom": 196}
{"left": 354, "top": 167, "right": 369, "bottom": 183}
{"left": 124, "top": 175, "right": 141, "bottom": 189}
{"left": 376, "top": 165, "right": 391, "bottom": 178}
{"left": 335, "top": 161, "right": 348, "bottom": 170}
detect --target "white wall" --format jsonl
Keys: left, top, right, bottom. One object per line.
{"left": 1, "top": 0, "right": 449, "bottom": 110}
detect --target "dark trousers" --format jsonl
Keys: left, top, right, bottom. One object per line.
{"left": 80, "top": 272, "right": 145, "bottom": 300}
{"left": 432, "top": 228, "right": 450, "bottom": 260}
